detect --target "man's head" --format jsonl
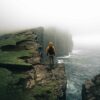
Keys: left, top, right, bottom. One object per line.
{"left": 48, "top": 42, "right": 53, "bottom": 46}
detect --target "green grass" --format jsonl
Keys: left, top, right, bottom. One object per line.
{"left": 0, "top": 33, "right": 35, "bottom": 65}
{"left": 0, "top": 68, "right": 35, "bottom": 100}
{"left": 0, "top": 50, "right": 32, "bottom": 65}
{"left": 0, "top": 34, "right": 28, "bottom": 46}
{"left": 31, "top": 84, "right": 57, "bottom": 100}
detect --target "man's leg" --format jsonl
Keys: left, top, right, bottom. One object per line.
{"left": 51, "top": 55, "right": 54, "bottom": 65}
{"left": 49, "top": 55, "right": 54, "bottom": 68}
{"left": 49, "top": 56, "right": 51, "bottom": 65}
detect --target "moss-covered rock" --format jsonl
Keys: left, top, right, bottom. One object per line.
{"left": 0, "top": 28, "right": 43, "bottom": 65}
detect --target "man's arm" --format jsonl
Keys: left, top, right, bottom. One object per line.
{"left": 46, "top": 46, "right": 49, "bottom": 56}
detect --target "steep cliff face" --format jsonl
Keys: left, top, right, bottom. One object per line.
{"left": 82, "top": 74, "right": 100, "bottom": 100}
{"left": 0, "top": 27, "right": 67, "bottom": 100}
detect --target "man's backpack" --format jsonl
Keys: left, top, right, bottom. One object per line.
{"left": 47, "top": 46, "right": 55, "bottom": 55}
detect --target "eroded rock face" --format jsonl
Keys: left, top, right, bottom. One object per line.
{"left": 82, "top": 74, "right": 100, "bottom": 100}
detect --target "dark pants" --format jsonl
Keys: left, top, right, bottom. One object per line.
{"left": 49, "top": 55, "right": 54, "bottom": 65}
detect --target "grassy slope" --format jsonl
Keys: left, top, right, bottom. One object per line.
{"left": 0, "top": 33, "right": 27, "bottom": 46}
{"left": 0, "top": 33, "right": 33, "bottom": 65}
{"left": 0, "top": 50, "right": 31, "bottom": 65}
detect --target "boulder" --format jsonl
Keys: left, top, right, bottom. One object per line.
{"left": 82, "top": 74, "right": 100, "bottom": 100}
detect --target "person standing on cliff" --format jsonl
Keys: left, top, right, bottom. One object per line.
{"left": 46, "top": 42, "right": 55, "bottom": 66}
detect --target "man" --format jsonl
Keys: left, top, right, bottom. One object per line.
{"left": 46, "top": 42, "right": 55, "bottom": 65}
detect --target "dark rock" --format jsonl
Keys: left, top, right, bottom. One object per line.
{"left": 1, "top": 45, "right": 16, "bottom": 51}
{"left": 82, "top": 74, "right": 100, "bottom": 100}
{"left": 0, "top": 63, "right": 32, "bottom": 72}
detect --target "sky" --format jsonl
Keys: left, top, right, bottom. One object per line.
{"left": 0, "top": 0, "right": 100, "bottom": 46}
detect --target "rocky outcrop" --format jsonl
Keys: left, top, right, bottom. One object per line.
{"left": 82, "top": 74, "right": 100, "bottom": 100}
{"left": 6, "top": 61, "right": 66, "bottom": 100}
{"left": 25, "top": 64, "right": 67, "bottom": 99}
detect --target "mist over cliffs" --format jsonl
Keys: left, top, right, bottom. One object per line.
{"left": 0, "top": 27, "right": 73, "bottom": 56}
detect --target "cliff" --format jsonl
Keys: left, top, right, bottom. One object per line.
{"left": 82, "top": 74, "right": 100, "bottom": 100}
{"left": 0, "top": 27, "right": 68, "bottom": 100}
{"left": 2, "top": 64, "right": 67, "bottom": 100}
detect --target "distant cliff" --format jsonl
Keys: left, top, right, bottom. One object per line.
{"left": 44, "top": 28, "right": 73, "bottom": 56}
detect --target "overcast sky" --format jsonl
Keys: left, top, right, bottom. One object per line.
{"left": 0, "top": 0, "right": 100, "bottom": 46}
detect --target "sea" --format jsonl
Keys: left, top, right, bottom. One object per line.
{"left": 57, "top": 46, "right": 100, "bottom": 100}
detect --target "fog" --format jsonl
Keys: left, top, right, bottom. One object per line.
{"left": 0, "top": 0, "right": 100, "bottom": 47}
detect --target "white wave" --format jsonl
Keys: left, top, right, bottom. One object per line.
{"left": 57, "top": 59, "right": 64, "bottom": 64}
{"left": 57, "top": 54, "right": 71, "bottom": 59}
{"left": 67, "top": 80, "right": 78, "bottom": 94}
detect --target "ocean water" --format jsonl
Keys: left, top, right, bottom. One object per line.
{"left": 58, "top": 47, "right": 100, "bottom": 100}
